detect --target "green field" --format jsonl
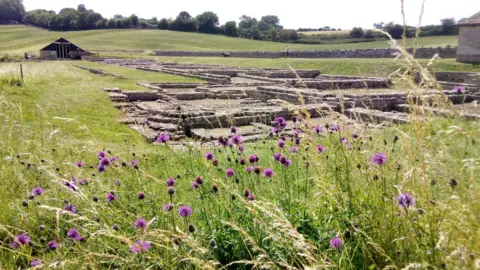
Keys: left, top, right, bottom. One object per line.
{"left": 1, "top": 25, "right": 458, "bottom": 56}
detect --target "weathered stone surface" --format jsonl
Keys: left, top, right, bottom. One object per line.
{"left": 345, "top": 108, "right": 409, "bottom": 124}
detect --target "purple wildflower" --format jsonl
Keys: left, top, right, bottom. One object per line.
{"left": 329, "top": 124, "right": 341, "bottom": 132}
{"left": 272, "top": 127, "right": 279, "bottom": 135}
{"left": 370, "top": 152, "right": 388, "bottom": 165}
{"left": 11, "top": 234, "right": 30, "bottom": 248}
{"left": 97, "top": 164, "right": 105, "bottom": 173}
{"left": 67, "top": 228, "right": 83, "bottom": 241}
{"left": 295, "top": 137, "right": 301, "bottom": 145}
{"left": 230, "top": 126, "right": 237, "bottom": 134}
{"left": 138, "top": 192, "right": 145, "bottom": 200}
{"left": 212, "top": 159, "right": 219, "bottom": 166}
{"left": 316, "top": 145, "right": 325, "bottom": 153}
{"left": 130, "top": 240, "right": 151, "bottom": 254}
{"left": 452, "top": 86, "right": 466, "bottom": 93}
{"left": 156, "top": 133, "right": 170, "bottom": 143}
{"left": 110, "top": 156, "right": 119, "bottom": 162}
{"left": 162, "top": 203, "right": 174, "bottom": 212}
{"left": 80, "top": 178, "right": 88, "bottom": 185}
{"left": 195, "top": 176, "right": 203, "bottom": 185}
{"left": 263, "top": 168, "right": 274, "bottom": 178}
{"left": 166, "top": 178, "right": 175, "bottom": 187}
{"left": 100, "top": 157, "right": 110, "bottom": 167}
{"left": 131, "top": 160, "right": 139, "bottom": 169}
{"left": 397, "top": 192, "right": 415, "bottom": 209}
{"left": 191, "top": 181, "right": 199, "bottom": 189}
{"left": 205, "top": 152, "right": 214, "bottom": 161}
{"left": 248, "top": 155, "right": 259, "bottom": 164}
{"left": 352, "top": 134, "right": 359, "bottom": 140}
{"left": 231, "top": 134, "right": 243, "bottom": 145}
{"left": 76, "top": 161, "right": 85, "bottom": 168}
{"left": 178, "top": 205, "right": 193, "bottom": 217}
{"left": 48, "top": 240, "right": 58, "bottom": 250}
{"left": 238, "top": 145, "right": 245, "bottom": 152}
{"left": 313, "top": 126, "right": 322, "bottom": 134}
{"left": 64, "top": 203, "right": 77, "bottom": 213}
{"left": 248, "top": 193, "right": 255, "bottom": 201}
{"left": 278, "top": 139, "right": 285, "bottom": 148}
{"left": 106, "top": 192, "right": 116, "bottom": 202}
{"left": 98, "top": 151, "right": 106, "bottom": 158}
{"left": 246, "top": 166, "right": 254, "bottom": 173}
{"left": 30, "top": 260, "right": 42, "bottom": 267}
{"left": 289, "top": 146, "right": 299, "bottom": 153}
{"left": 283, "top": 159, "right": 292, "bottom": 167}
{"left": 31, "top": 186, "right": 44, "bottom": 197}
{"left": 226, "top": 168, "right": 235, "bottom": 178}
{"left": 134, "top": 218, "right": 147, "bottom": 230}
{"left": 330, "top": 237, "right": 343, "bottom": 249}
{"left": 273, "top": 152, "right": 282, "bottom": 162}
{"left": 273, "top": 116, "right": 287, "bottom": 129}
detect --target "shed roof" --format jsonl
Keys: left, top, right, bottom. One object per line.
{"left": 40, "top": 38, "right": 85, "bottom": 51}
{"left": 458, "top": 11, "right": 480, "bottom": 26}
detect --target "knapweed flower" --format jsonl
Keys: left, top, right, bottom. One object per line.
{"left": 76, "top": 161, "right": 85, "bottom": 168}
{"left": 64, "top": 204, "right": 77, "bottom": 213}
{"left": 11, "top": 234, "right": 30, "bottom": 248}
{"left": 80, "top": 178, "right": 88, "bottom": 185}
{"left": 205, "top": 152, "right": 214, "bottom": 161}
{"left": 273, "top": 116, "right": 287, "bottom": 129}
{"left": 294, "top": 137, "right": 301, "bottom": 145}
{"left": 263, "top": 168, "right": 274, "bottom": 178}
{"left": 131, "top": 160, "right": 139, "bottom": 169}
{"left": 97, "top": 164, "right": 105, "bottom": 173}
{"left": 98, "top": 151, "right": 106, "bottom": 158}
{"left": 156, "top": 133, "right": 170, "bottom": 143}
{"left": 195, "top": 176, "right": 203, "bottom": 185}
{"left": 283, "top": 159, "right": 292, "bottom": 167}
{"left": 48, "top": 240, "right": 58, "bottom": 250}
{"left": 246, "top": 166, "right": 254, "bottom": 173}
{"left": 330, "top": 236, "right": 343, "bottom": 249}
{"left": 231, "top": 135, "right": 243, "bottom": 145}
{"left": 30, "top": 260, "right": 42, "bottom": 267}
{"left": 162, "top": 203, "right": 174, "bottom": 212}
{"left": 397, "top": 192, "right": 415, "bottom": 209}
{"left": 178, "top": 205, "right": 193, "bottom": 217}
{"left": 316, "top": 145, "right": 325, "bottom": 153}
{"left": 254, "top": 167, "right": 261, "bottom": 175}
{"left": 329, "top": 124, "right": 341, "bottom": 132}
{"left": 218, "top": 136, "right": 230, "bottom": 147}
{"left": 230, "top": 126, "right": 237, "bottom": 134}
{"left": 100, "top": 157, "right": 110, "bottom": 167}
{"left": 248, "top": 193, "right": 255, "bottom": 201}
{"left": 313, "top": 126, "right": 322, "bottom": 134}
{"left": 67, "top": 228, "right": 83, "bottom": 241}
{"left": 110, "top": 156, "right": 119, "bottom": 162}
{"left": 452, "top": 86, "right": 466, "bottom": 93}
{"left": 289, "top": 146, "right": 299, "bottom": 153}
{"left": 191, "top": 181, "right": 199, "bottom": 189}
{"left": 238, "top": 145, "right": 245, "bottom": 152}
{"left": 138, "top": 192, "right": 145, "bottom": 200}
{"left": 130, "top": 240, "right": 151, "bottom": 254}
{"left": 278, "top": 139, "right": 285, "bottom": 148}
{"left": 106, "top": 192, "right": 116, "bottom": 202}
{"left": 370, "top": 152, "right": 388, "bottom": 165}
{"left": 134, "top": 218, "right": 147, "bottom": 230}
{"left": 166, "top": 178, "right": 175, "bottom": 187}
{"left": 64, "top": 179, "right": 79, "bottom": 192}
{"left": 273, "top": 152, "right": 282, "bottom": 162}
{"left": 31, "top": 186, "right": 44, "bottom": 197}
{"left": 226, "top": 168, "right": 235, "bottom": 178}
{"left": 249, "top": 155, "right": 259, "bottom": 164}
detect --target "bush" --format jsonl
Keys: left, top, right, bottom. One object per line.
{"left": 349, "top": 27, "right": 364, "bottom": 38}
{"left": 158, "top": 18, "right": 168, "bottom": 30}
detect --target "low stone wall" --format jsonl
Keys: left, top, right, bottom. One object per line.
{"left": 434, "top": 72, "right": 480, "bottom": 86}
{"left": 153, "top": 47, "right": 457, "bottom": 59}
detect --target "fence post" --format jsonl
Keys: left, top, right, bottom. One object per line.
{"left": 20, "top": 64, "right": 24, "bottom": 84}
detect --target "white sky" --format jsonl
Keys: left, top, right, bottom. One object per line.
{"left": 23, "top": 0, "right": 480, "bottom": 30}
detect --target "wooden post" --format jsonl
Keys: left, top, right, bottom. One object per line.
{"left": 20, "top": 64, "right": 24, "bottom": 84}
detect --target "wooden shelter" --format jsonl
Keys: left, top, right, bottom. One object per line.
{"left": 39, "top": 38, "right": 85, "bottom": 60}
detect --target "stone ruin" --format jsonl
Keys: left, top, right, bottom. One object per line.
{"left": 79, "top": 59, "right": 480, "bottom": 144}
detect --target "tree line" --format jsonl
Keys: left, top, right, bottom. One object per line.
{"left": 0, "top": 1, "right": 299, "bottom": 42}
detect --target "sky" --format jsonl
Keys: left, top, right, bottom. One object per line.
{"left": 23, "top": 0, "right": 480, "bottom": 30}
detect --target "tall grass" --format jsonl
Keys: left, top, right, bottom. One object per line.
{"left": 0, "top": 4, "right": 479, "bottom": 270}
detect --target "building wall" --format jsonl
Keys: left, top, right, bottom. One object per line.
{"left": 39, "top": 50, "right": 57, "bottom": 60}
{"left": 457, "top": 26, "right": 480, "bottom": 63}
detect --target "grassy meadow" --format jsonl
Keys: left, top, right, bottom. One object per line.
{"left": 0, "top": 25, "right": 459, "bottom": 58}
{"left": 0, "top": 48, "right": 480, "bottom": 270}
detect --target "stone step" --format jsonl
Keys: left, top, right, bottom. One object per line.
{"left": 148, "top": 122, "right": 181, "bottom": 132}
{"left": 147, "top": 115, "right": 180, "bottom": 124}
{"left": 129, "top": 124, "right": 157, "bottom": 143}
{"left": 103, "top": 87, "right": 122, "bottom": 93}
{"left": 108, "top": 93, "right": 128, "bottom": 102}
{"left": 345, "top": 108, "right": 409, "bottom": 124}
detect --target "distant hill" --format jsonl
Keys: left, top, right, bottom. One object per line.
{"left": 0, "top": 25, "right": 459, "bottom": 56}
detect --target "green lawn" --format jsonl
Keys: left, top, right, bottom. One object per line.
{"left": 1, "top": 25, "right": 458, "bottom": 57}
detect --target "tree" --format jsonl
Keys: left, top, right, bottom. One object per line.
{"left": 170, "top": 11, "right": 196, "bottom": 32}
{"left": 373, "top": 22, "right": 384, "bottom": 29}
{"left": 129, "top": 14, "right": 139, "bottom": 27}
{"left": 195, "top": 11, "right": 219, "bottom": 34}
{"left": 440, "top": 18, "right": 458, "bottom": 35}
{"left": 279, "top": 29, "right": 298, "bottom": 41}
{"left": 251, "top": 24, "right": 261, "bottom": 40}
{"left": 349, "top": 27, "right": 364, "bottom": 38}
{"left": 77, "top": 4, "right": 87, "bottom": 12}
{"left": 0, "top": 0, "right": 26, "bottom": 22}
{"left": 57, "top": 8, "right": 79, "bottom": 30}
{"left": 363, "top": 29, "right": 375, "bottom": 39}
{"left": 224, "top": 21, "right": 238, "bottom": 37}
{"left": 384, "top": 22, "right": 404, "bottom": 39}
{"left": 238, "top": 15, "right": 257, "bottom": 29}
{"left": 259, "top": 15, "right": 281, "bottom": 31}
{"left": 158, "top": 18, "right": 168, "bottom": 29}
